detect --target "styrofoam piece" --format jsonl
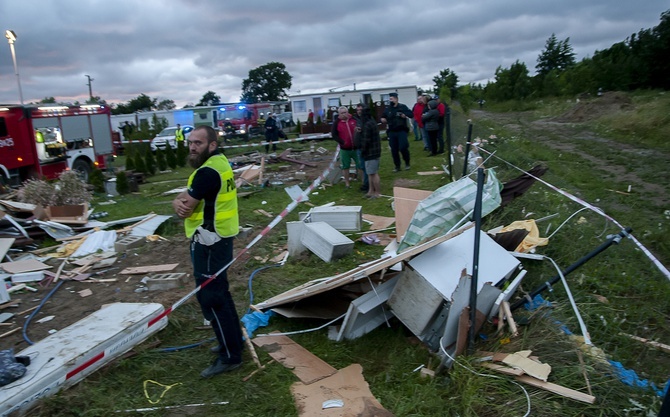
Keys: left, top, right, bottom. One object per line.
{"left": 310, "top": 206, "right": 362, "bottom": 231}
{"left": 0, "top": 302, "right": 168, "bottom": 416}
{"left": 301, "top": 222, "right": 354, "bottom": 262}
{"left": 10, "top": 271, "right": 45, "bottom": 284}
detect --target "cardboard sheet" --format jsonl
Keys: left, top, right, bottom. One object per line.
{"left": 252, "top": 333, "right": 337, "bottom": 385}
{"left": 290, "top": 364, "right": 394, "bottom": 417}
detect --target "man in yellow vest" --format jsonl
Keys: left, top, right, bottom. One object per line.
{"left": 175, "top": 123, "right": 185, "bottom": 144}
{"left": 172, "top": 126, "right": 243, "bottom": 378}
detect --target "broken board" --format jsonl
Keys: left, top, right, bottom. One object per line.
{"left": 0, "top": 259, "right": 51, "bottom": 274}
{"left": 120, "top": 263, "right": 179, "bottom": 275}
{"left": 0, "top": 302, "right": 168, "bottom": 416}
{"left": 393, "top": 187, "right": 432, "bottom": 242}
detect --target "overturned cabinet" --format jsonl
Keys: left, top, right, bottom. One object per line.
{"left": 387, "top": 227, "right": 523, "bottom": 352}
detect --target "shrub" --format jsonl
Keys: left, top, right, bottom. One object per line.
{"left": 156, "top": 148, "right": 167, "bottom": 171}
{"left": 17, "top": 179, "right": 56, "bottom": 207}
{"left": 134, "top": 152, "right": 146, "bottom": 173}
{"left": 115, "top": 171, "right": 129, "bottom": 195}
{"left": 125, "top": 147, "right": 135, "bottom": 171}
{"left": 53, "top": 170, "right": 92, "bottom": 205}
{"left": 176, "top": 141, "right": 187, "bottom": 167}
{"left": 89, "top": 168, "right": 106, "bottom": 193}
{"left": 165, "top": 143, "right": 177, "bottom": 169}
{"left": 144, "top": 147, "right": 156, "bottom": 175}
{"left": 296, "top": 120, "right": 301, "bottom": 136}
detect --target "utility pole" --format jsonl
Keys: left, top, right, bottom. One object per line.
{"left": 85, "top": 74, "right": 94, "bottom": 101}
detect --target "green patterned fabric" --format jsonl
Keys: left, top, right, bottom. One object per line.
{"left": 398, "top": 169, "right": 502, "bottom": 252}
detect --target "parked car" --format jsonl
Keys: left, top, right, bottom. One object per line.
{"left": 150, "top": 125, "right": 193, "bottom": 151}
{"left": 276, "top": 112, "right": 294, "bottom": 128}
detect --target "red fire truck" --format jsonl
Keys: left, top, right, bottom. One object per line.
{"left": 217, "top": 102, "right": 274, "bottom": 140}
{"left": 0, "top": 104, "right": 114, "bottom": 186}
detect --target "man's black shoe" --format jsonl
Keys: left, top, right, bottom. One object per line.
{"left": 200, "top": 358, "right": 242, "bottom": 378}
{"left": 210, "top": 345, "right": 220, "bottom": 354}
{"left": 359, "top": 186, "right": 369, "bottom": 192}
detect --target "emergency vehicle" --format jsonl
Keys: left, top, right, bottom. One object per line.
{"left": 0, "top": 104, "right": 114, "bottom": 186}
{"left": 217, "top": 102, "right": 274, "bottom": 140}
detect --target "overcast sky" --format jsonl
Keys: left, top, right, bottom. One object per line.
{"left": 0, "top": 1, "right": 666, "bottom": 108}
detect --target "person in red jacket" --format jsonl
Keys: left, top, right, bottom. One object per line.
{"left": 331, "top": 106, "right": 361, "bottom": 188}
{"left": 411, "top": 95, "right": 425, "bottom": 144}
{"left": 434, "top": 95, "right": 446, "bottom": 154}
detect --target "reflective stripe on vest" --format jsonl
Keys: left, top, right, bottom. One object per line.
{"left": 184, "top": 154, "right": 238, "bottom": 238}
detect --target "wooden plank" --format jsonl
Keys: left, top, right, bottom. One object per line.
{"left": 252, "top": 223, "right": 473, "bottom": 310}
{"left": 252, "top": 333, "right": 337, "bottom": 385}
{"left": 119, "top": 263, "right": 179, "bottom": 275}
{"left": 515, "top": 375, "right": 596, "bottom": 404}
{"left": 503, "top": 351, "right": 551, "bottom": 382}
{"left": 417, "top": 171, "right": 445, "bottom": 176}
{"left": 481, "top": 362, "right": 525, "bottom": 376}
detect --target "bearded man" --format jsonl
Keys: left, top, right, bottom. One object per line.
{"left": 172, "top": 126, "right": 243, "bottom": 378}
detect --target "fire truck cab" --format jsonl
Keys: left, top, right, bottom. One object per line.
{"left": 0, "top": 104, "right": 114, "bottom": 187}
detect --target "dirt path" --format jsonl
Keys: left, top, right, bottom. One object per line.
{"left": 470, "top": 104, "right": 670, "bottom": 208}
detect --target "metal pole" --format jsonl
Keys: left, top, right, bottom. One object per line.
{"left": 462, "top": 121, "right": 473, "bottom": 178}
{"left": 468, "top": 167, "right": 485, "bottom": 353}
{"left": 445, "top": 106, "right": 453, "bottom": 182}
{"left": 510, "top": 227, "right": 632, "bottom": 311}
{"left": 7, "top": 41, "right": 24, "bottom": 105}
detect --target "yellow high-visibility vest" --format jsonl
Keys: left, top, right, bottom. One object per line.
{"left": 184, "top": 154, "right": 238, "bottom": 238}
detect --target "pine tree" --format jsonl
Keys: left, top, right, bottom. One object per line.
{"left": 166, "top": 143, "right": 177, "bottom": 169}
{"left": 89, "top": 168, "right": 106, "bottom": 193}
{"left": 144, "top": 147, "right": 156, "bottom": 175}
{"left": 156, "top": 148, "right": 167, "bottom": 171}
{"left": 134, "top": 151, "right": 146, "bottom": 173}
{"left": 296, "top": 119, "right": 302, "bottom": 136}
{"left": 125, "top": 147, "right": 135, "bottom": 171}
{"left": 116, "top": 171, "right": 130, "bottom": 195}
{"left": 176, "top": 141, "right": 187, "bottom": 167}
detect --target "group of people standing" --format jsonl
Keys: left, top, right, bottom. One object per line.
{"left": 331, "top": 104, "right": 382, "bottom": 199}
{"left": 331, "top": 92, "right": 448, "bottom": 197}
{"left": 412, "top": 94, "right": 446, "bottom": 156}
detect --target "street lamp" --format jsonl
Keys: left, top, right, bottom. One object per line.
{"left": 5, "top": 29, "right": 24, "bottom": 105}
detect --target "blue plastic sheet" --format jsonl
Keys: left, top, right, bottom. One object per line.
{"left": 241, "top": 310, "right": 274, "bottom": 338}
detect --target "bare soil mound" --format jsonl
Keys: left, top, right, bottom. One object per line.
{"left": 553, "top": 91, "right": 633, "bottom": 123}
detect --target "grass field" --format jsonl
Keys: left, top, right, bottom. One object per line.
{"left": 33, "top": 92, "right": 670, "bottom": 416}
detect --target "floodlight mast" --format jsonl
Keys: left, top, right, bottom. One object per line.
{"left": 5, "top": 29, "right": 24, "bottom": 105}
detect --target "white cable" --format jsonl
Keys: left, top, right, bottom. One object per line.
{"left": 255, "top": 313, "right": 346, "bottom": 337}
{"left": 547, "top": 206, "right": 589, "bottom": 239}
{"left": 439, "top": 337, "right": 531, "bottom": 417}
{"left": 544, "top": 256, "right": 592, "bottom": 345}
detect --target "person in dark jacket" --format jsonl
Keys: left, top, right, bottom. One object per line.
{"left": 264, "top": 113, "right": 278, "bottom": 153}
{"left": 381, "top": 92, "right": 413, "bottom": 172}
{"left": 354, "top": 104, "right": 369, "bottom": 193}
{"left": 359, "top": 105, "right": 382, "bottom": 198}
{"left": 422, "top": 99, "right": 440, "bottom": 156}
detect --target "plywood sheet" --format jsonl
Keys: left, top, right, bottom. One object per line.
{"left": 119, "top": 263, "right": 178, "bottom": 275}
{"left": 252, "top": 333, "right": 336, "bottom": 385}
{"left": 290, "top": 364, "right": 394, "bottom": 417}
{"left": 362, "top": 214, "right": 395, "bottom": 231}
{"left": 0, "top": 259, "right": 51, "bottom": 274}
{"left": 393, "top": 187, "right": 432, "bottom": 242}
